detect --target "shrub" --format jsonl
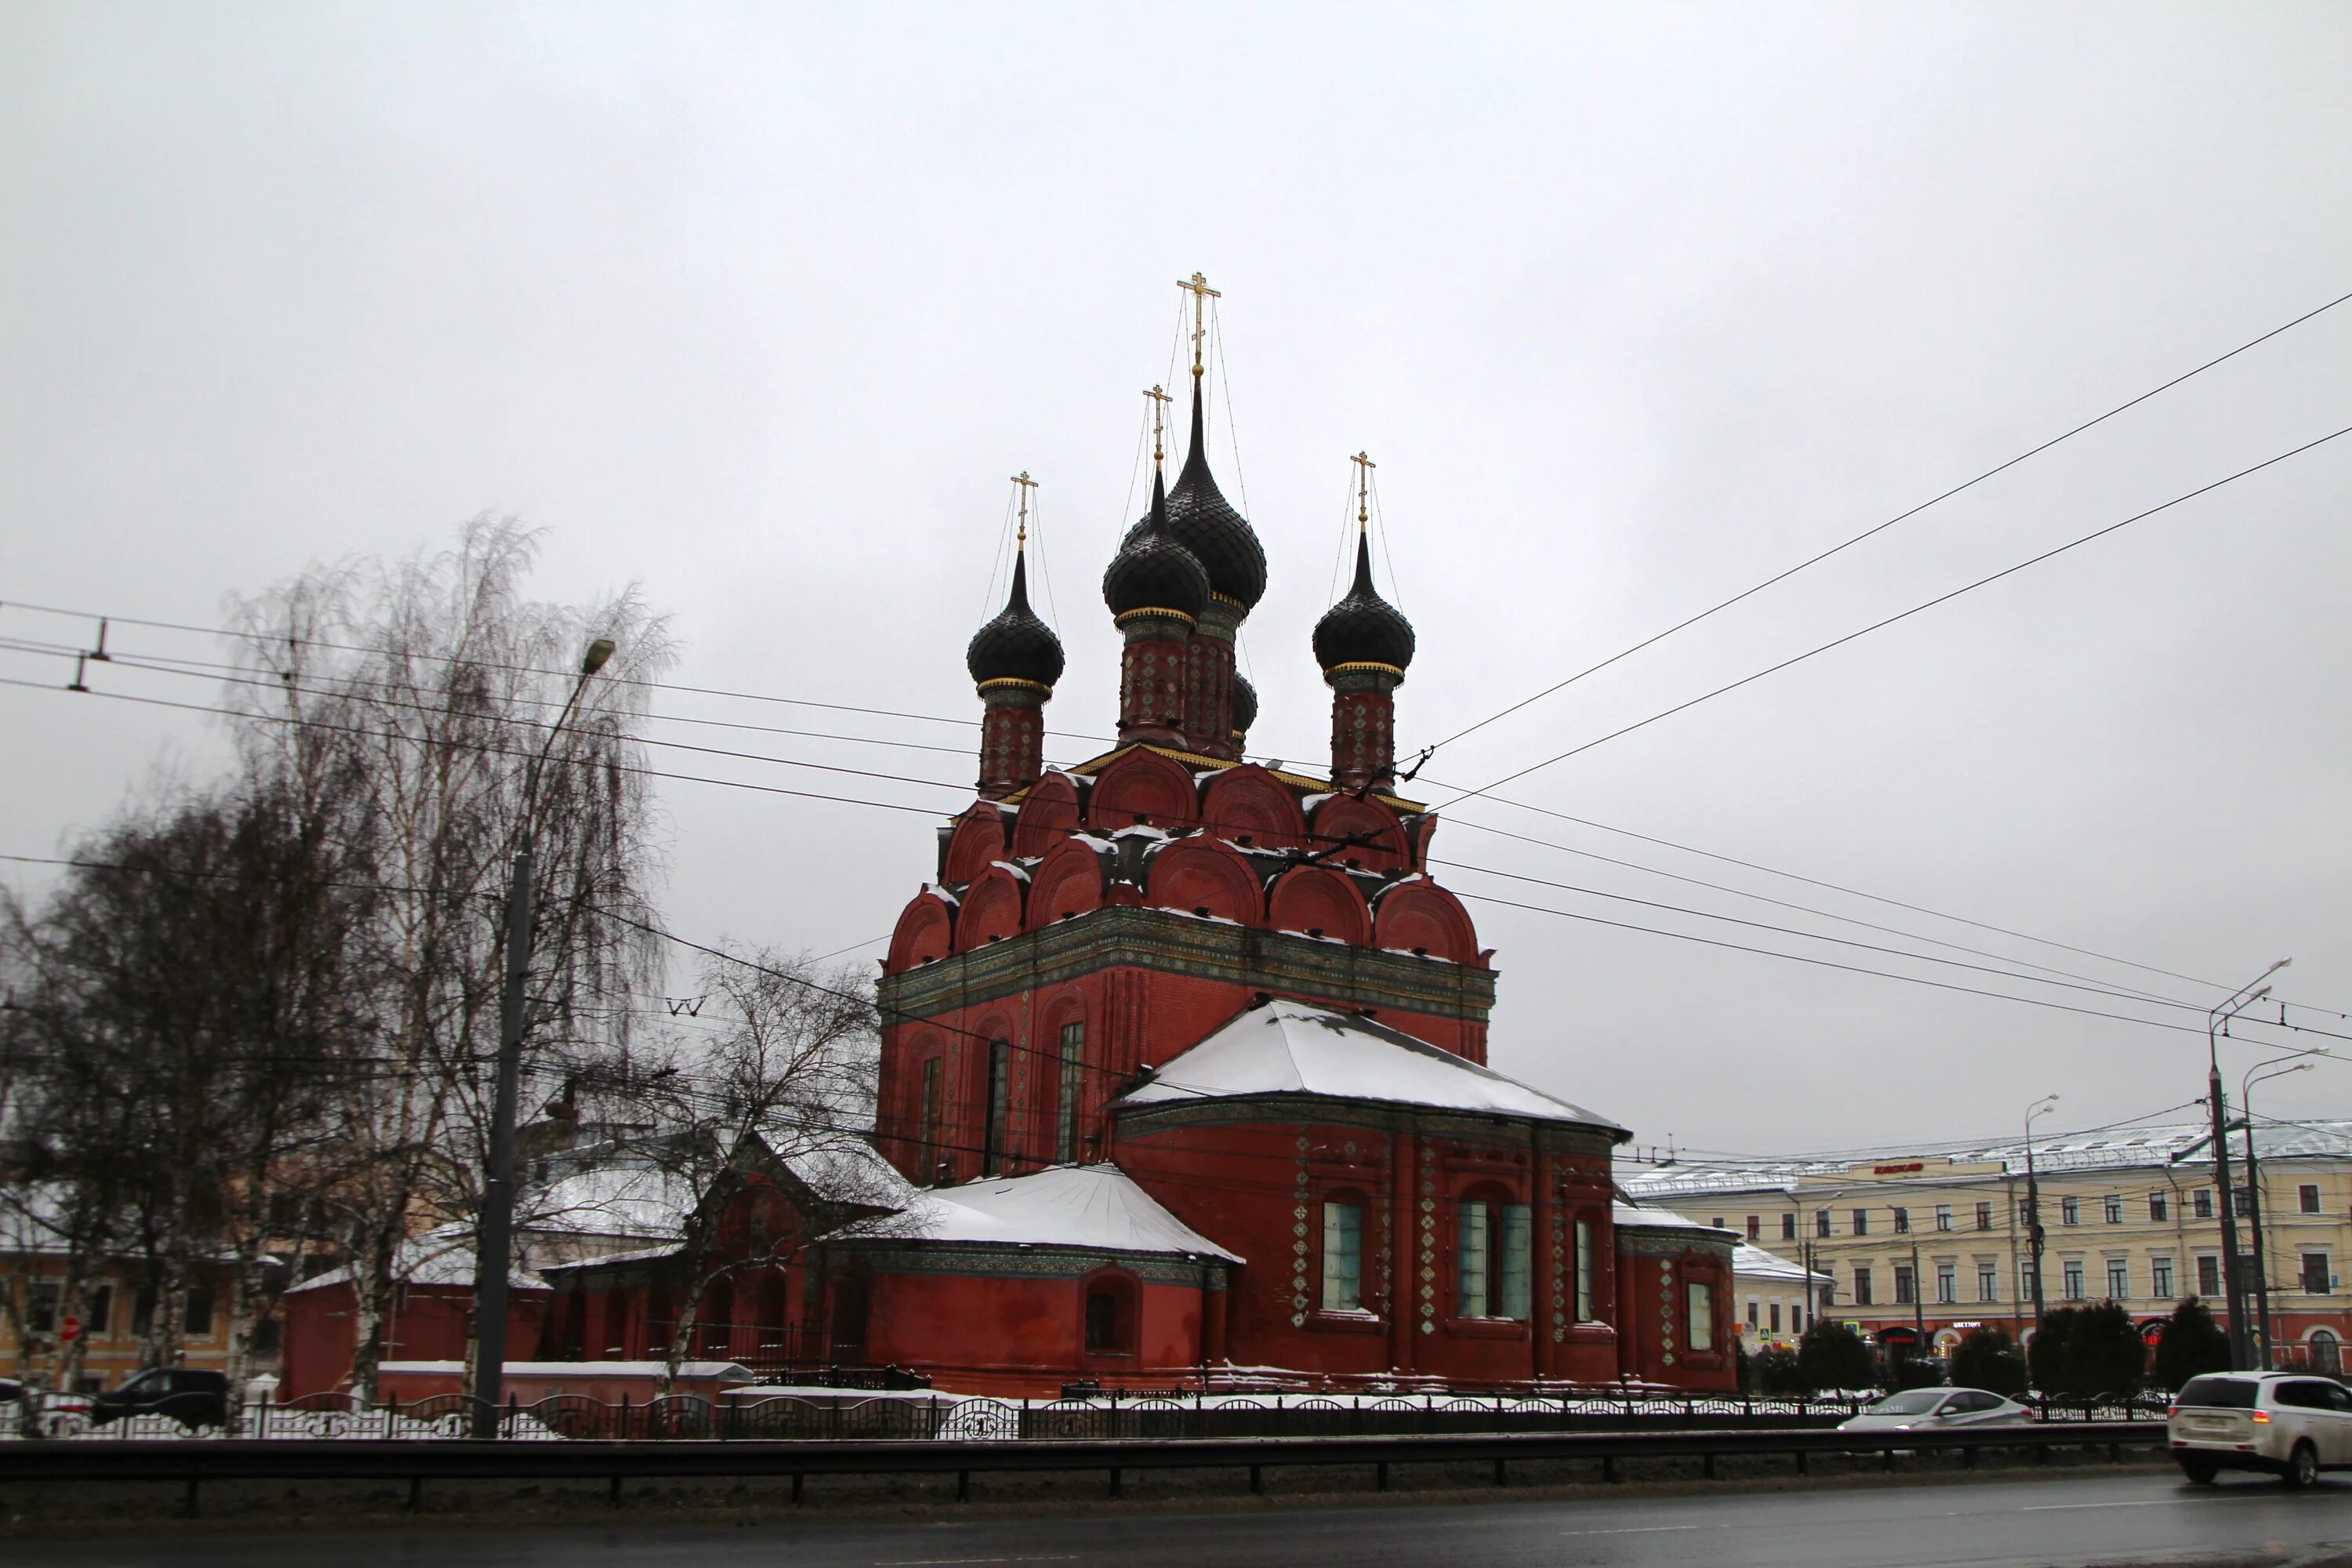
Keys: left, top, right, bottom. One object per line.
{"left": 1752, "top": 1346, "right": 1806, "bottom": 1396}
{"left": 2151, "top": 1298, "right": 2232, "bottom": 1391}
{"left": 1951, "top": 1324, "right": 2027, "bottom": 1396}
{"left": 2029, "top": 1302, "right": 2146, "bottom": 1398}
{"left": 1889, "top": 1354, "right": 1945, "bottom": 1391}
{"left": 1797, "top": 1319, "right": 1875, "bottom": 1392}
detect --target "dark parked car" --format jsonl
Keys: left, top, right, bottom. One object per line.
{"left": 91, "top": 1367, "right": 230, "bottom": 1430}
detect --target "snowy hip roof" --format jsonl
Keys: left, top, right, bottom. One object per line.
{"left": 895, "top": 1163, "right": 1243, "bottom": 1263}
{"left": 1114, "top": 998, "right": 1627, "bottom": 1135}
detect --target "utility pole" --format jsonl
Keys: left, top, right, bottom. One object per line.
{"left": 2206, "top": 960, "right": 2289, "bottom": 1370}
{"left": 470, "top": 637, "right": 615, "bottom": 1438}
{"left": 1910, "top": 1240, "right": 1926, "bottom": 1357}
{"left": 2024, "top": 1095, "right": 2057, "bottom": 1341}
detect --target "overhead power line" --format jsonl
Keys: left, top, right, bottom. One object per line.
{"left": 1437, "top": 422, "right": 2352, "bottom": 808}
{"left": 1420, "top": 285, "right": 2352, "bottom": 760}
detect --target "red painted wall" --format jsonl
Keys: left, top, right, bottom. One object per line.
{"left": 859, "top": 1264, "right": 1207, "bottom": 1394}
{"left": 278, "top": 1280, "right": 547, "bottom": 1401}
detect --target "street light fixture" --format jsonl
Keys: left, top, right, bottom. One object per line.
{"left": 2024, "top": 1094, "right": 2059, "bottom": 1338}
{"left": 470, "top": 637, "right": 616, "bottom": 1437}
{"left": 2239, "top": 1051, "right": 2323, "bottom": 1369}
{"left": 2207, "top": 959, "right": 2290, "bottom": 1369}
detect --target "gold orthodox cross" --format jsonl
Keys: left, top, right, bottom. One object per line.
{"left": 1352, "top": 451, "right": 1376, "bottom": 532}
{"left": 1177, "top": 271, "right": 1221, "bottom": 377}
{"left": 1010, "top": 470, "right": 1037, "bottom": 543}
{"left": 1142, "top": 384, "right": 1173, "bottom": 466}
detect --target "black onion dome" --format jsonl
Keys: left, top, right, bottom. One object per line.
{"left": 1230, "top": 673, "right": 1258, "bottom": 735}
{"left": 1313, "top": 532, "right": 1415, "bottom": 674}
{"left": 966, "top": 550, "right": 1065, "bottom": 689}
{"left": 1103, "top": 468, "right": 1210, "bottom": 622}
{"left": 1163, "top": 381, "right": 1268, "bottom": 610}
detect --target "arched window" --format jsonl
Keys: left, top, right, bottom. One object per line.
{"left": 1321, "top": 1196, "right": 1364, "bottom": 1312}
{"left": 1083, "top": 1272, "right": 1137, "bottom": 1356}
{"left": 1457, "top": 1188, "right": 1531, "bottom": 1321}
{"left": 1053, "top": 1016, "right": 1084, "bottom": 1164}
{"left": 2313, "top": 1328, "right": 2342, "bottom": 1374}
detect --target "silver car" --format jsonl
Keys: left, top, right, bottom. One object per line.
{"left": 1837, "top": 1387, "right": 2034, "bottom": 1432}
{"left": 2169, "top": 1371, "right": 2352, "bottom": 1487}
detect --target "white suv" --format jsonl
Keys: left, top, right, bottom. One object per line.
{"left": 2169, "top": 1371, "right": 2352, "bottom": 1487}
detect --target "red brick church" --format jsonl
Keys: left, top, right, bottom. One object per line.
{"left": 824, "top": 327, "right": 1736, "bottom": 1394}
{"left": 302, "top": 303, "right": 1740, "bottom": 1403}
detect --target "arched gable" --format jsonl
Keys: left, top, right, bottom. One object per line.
{"left": 1026, "top": 837, "right": 1109, "bottom": 929}
{"left": 1200, "top": 764, "right": 1307, "bottom": 851}
{"left": 1307, "top": 794, "right": 1410, "bottom": 873}
{"left": 1265, "top": 863, "right": 1371, "bottom": 945}
{"left": 953, "top": 865, "right": 1028, "bottom": 952}
{"left": 1010, "top": 770, "right": 1082, "bottom": 859}
{"left": 1373, "top": 878, "right": 1479, "bottom": 964}
{"left": 1145, "top": 836, "right": 1265, "bottom": 926}
{"left": 1084, "top": 746, "right": 1200, "bottom": 833}
{"left": 941, "top": 800, "right": 1009, "bottom": 887}
{"left": 885, "top": 890, "right": 956, "bottom": 971}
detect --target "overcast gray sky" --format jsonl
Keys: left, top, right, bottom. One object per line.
{"left": 5, "top": 2, "right": 2350, "bottom": 1160}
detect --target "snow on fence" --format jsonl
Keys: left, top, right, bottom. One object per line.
{"left": 1, "top": 1388, "right": 2168, "bottom": 1444}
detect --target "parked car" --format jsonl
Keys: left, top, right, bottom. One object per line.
{"left": 89, "top": 1368, "right": 230, "bottom": 1431}
{"left": 1837, "top": 1387, "right": 2034, "bottom": 1431}
{"left": 2169, "top": 1371, "right": 2352, "bottom": 1487}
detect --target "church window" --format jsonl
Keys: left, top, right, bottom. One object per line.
{"left": 983, "top": 1040, "right": 1011, "bottom": 1175}
{"left": 1457, "top": 1202, "right": 1492, "bottom": 1317}
{"left": 1083, "top": 1273, "right": 1134, "bottom": 1355}
{"left": 918, "top": 1057, "right": 941, "bottom": 1181}
{"left": 1574, "top": 1218, "right": 1595, "bottom": 1321}
{"left": 1499, "top": 1204, "right": 1531, "bottom": 1320}
{"left": 1688, "top": 1282, "right": 1714, "bottom": 1351}
{"left": 1055, "top": 1022, "right": 1083, "bottom": 1164}
{"left": 1457, "top": 1198, "right": 1531, "bottom": 1320}
{"left": 1321, "top": 1201, "right": 1363, "bottom": 1311}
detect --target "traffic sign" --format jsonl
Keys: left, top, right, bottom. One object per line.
{"left": 59, "top": 1316, "right": 80, "bottom": 1342}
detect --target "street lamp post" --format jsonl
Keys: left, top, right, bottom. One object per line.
{"left": 2241, "top": 1054, "right": 2322, "bottom": 1370}
{"left": 470, "top": 637, "right": 615, "bottom": 1438}
{"left": 2207, "top": 960, "right": 2290, "bottom": 1370}
{"left": 2024, "top": 1094, "right": 2058, "bottom": 1339}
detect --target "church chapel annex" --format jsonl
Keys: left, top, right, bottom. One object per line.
{"left": 853, "top": 276, "right": 1737, "bottom": 1393}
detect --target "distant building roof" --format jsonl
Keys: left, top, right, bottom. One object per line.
{"left": 1116, "top": 999, "right": 1626, "bottom": 1134}
{"left": 1733, "top": 1242, "right": 1831, "bottom": 1285}
{"left": 1621, "top": 1119, "right": 2352, "bottom": 1202}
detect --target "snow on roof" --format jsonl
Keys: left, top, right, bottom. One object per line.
{"left": 896, "top": 1163, "right": 1241, "bottom": 1263}
{"left": 288, "top": 1230, "right": 543, "bottom": 1294}
{"left": 1610, "top": 1202, "right": 1734, "bottom": 1237}
{"left": 1116, "top": 999, "right": 1626, "bottom": 1134}
{"left": 524, "top": 1163, "right": 695, "bottom": 1242}
{"left": 773, "top": 1138, "right": 915, "bottom": 1207}
{"left": 1733, "top": 1243, "right": 1831, "bottom": 1283}
{"left": 1621, "top": 1119, "right": 2352, "bottom": 1201}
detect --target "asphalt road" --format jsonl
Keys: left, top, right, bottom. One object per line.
{"left": 13, "top": 1471, "right": 2352, "bottom": 1567}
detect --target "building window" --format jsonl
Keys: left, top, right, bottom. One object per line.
{"left": 1853, "top": 1266, "right": 1874, "bottom": 1306}
{"left": 1321, "top": 1201, "right": 1363, "bottom": 1312}
{"left": 2193, "top": 1189, "right": 2214, "bottom": 1221}
{"left": 1852, "top": 1208, "right": 1870, "bottom": 1236}
{"left": 2061, "top": 1196, "right": 2080, "bottom": 1226}
{"left": 2152, "top": 1258, "right": 2174, "bottom": 1298}
{"left": 1746, "top": 1216, "right": 1761, "bottom": 1241}
{"left": 2107, "top": 1261, "right": 2129, "bottom": 1300}
{"left": 1499, "top": 1204, "right": 1532, "bottom": 1320}
{"left": 1978, "top": 1264, "right": 1999, "bottom": 1303}
{"left": 1893, "top": 1207, "right": 1910, "bottom": 1234}
{"left": 183, "top": 1288, "right": 215, "bottom": 1337}
{"left": 1689, "top": 1282, "right": 1714, "bottom": 1351}
{"left": 1935, "top": 1204, "right": 1952, "bottom": 1232}
{"left": 1747, "top": 1299, "right": 1759, "bottom": 1329}
{"left": 1574, "top": 1218, "right": 1595, "bottom": 1322}
{"left": 2062, "top": 1261, "right": 2085, "bottom": 1301}
{"left": 2018, "top": 1199, "right": 2034, "bottom": 1227}
{"left": 1781, "top": 1213, "right": 1797, "bottom": 1242}
{"left": 1816, "top": 1210, "right": 1831, "bottom": 1239}
{"left": 1936, "top": 1264, "right": 1956, "bottom": 1305}
{"left": 2197, "top": 1255, "right": 2221, "bottom": 1296}
{"left": 2149, "top": 1192, "right": 2169, "bottom": 1222}
{"left": 1769, "top": 1301, "right": 1782, "bottom": 1334}
{"left": 1894, "top": 1265, "right": 1915, "bottom": 1305}
{"left": 85, "top": 1285, "right": 113, "bottom": 1336}
{"left": 2303, "top": 1185, "right": 2324, "bottom": 1216}
{"left": 1457, "top": 1200, "right": 1531, "bottom": 1320}
{"left": 2020, "top": 1263, "right": 2038, "bottom": 1301}
{"left": 2103, "top": 1196, "right": 2122, "bottom": 1225}
{"left": 1083, "top": 1281, "right": 1133, "bottom": 1354}
{"left": 917, "top": 1057, "right": 942, "bottom": 1178}
{"left": 25, "top": 1283, "right": 60, "bottom": 1335}
{"left": 2306, "top": 1254, "right": 2333, "bottom": 1295}
{"left": 1054, "top": 1022, "right": 1083, "bottom": 1163}
{"left": 1793, "top": 1305, "right": 1806, "bottom": 1333}
{"left": 1711, "top": 1217, "right": 1725, "bottom": 1230}
{"left": 1975, "top": 1201, "right": 1993, "bottom": 1232}
{"left": 982, "top": 1039, "right": 1014, "bottom": 1175}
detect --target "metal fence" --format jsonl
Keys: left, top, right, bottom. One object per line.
{"left": 7, "top": 1388, "right": 2171, "bottom": 1445}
